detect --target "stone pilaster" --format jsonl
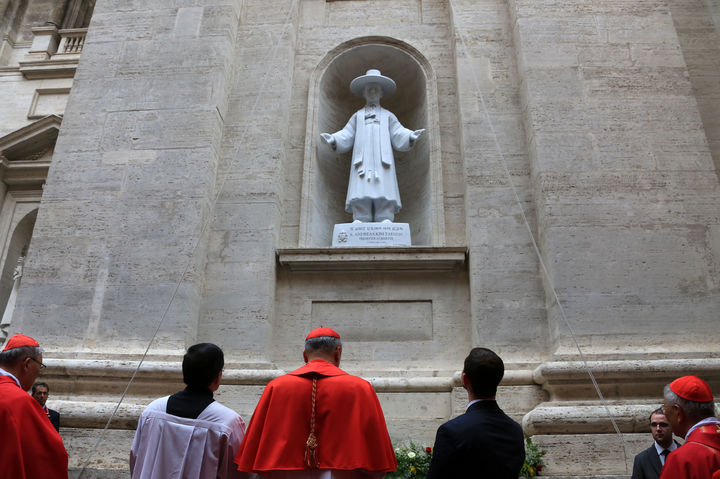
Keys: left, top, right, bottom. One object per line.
{"left": 197, "top": 0, "right": 299, "bottom": 363}
{"left": 451, "top": 0, "right": 548, "bottom": 362}
{"left": 508, "top": 0, "right": 720, "bottom": 358}
{"left": 11, "top": 0, "right": 245, "bottom": 355}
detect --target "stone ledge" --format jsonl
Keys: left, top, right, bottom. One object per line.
{"left": 276, "top": 246, "right": 468, "bottom": 271}
{"left": 19, "top": 58, "right": 78, "bottom": 79}
{"left": 524, "top": 401, "right": 720, "bottom": 435}
{"left": 535, "top": 358, "right": 720, "bottom": 401}
{"left": 44, "top": 358, "right": 284, "bottom": 383}
{"left": 51, "top": 401, "right": 144, "bottom": 429}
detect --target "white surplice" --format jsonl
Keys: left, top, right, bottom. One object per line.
{"left": 130, "top": 396, "right": 250, "bottom": 479}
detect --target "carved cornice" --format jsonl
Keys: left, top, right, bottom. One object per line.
{"left": 0, "top": 114, "right": 61, "bottom": 184}
{"left": 18, "top": 58, "right": 78, "bottom": 79}
{"left": 277, "top": 247, "right": 468, "bottom": 271}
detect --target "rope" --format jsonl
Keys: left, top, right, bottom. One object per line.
{"left": 305, "top": 377, "right": 319, "bottom": 468}
{"left": 448, "top": 0, "right": 631, "bottom": 471}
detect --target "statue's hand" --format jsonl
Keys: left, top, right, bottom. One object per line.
{"left": 409, "top": 129, "right": 425, "bottom": 145}
{"left": 320, "top": 133, "right": 337, "bottom": 150}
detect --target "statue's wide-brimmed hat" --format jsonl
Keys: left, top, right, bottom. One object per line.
{"left": 350, "top": 69, "right": 396, "bottom": 97}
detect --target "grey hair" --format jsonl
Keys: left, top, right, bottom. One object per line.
{"left": 664, "top": 384, "right": 716, "bottom": 422}
{"left": 0, "top": 346, "right": 43, "bottom": 366}
{"left": 304, "top": 336, "right": 342, "bottom": 355}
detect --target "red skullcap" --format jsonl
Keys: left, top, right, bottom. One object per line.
{"left": 2, "top": 333, "right": 40, "bottom": 352}
{"left": 305, "top": 327, "right": 340, "bottom": 340}
{"left": 669, "top": 376, "right": 714, "bottom": 402}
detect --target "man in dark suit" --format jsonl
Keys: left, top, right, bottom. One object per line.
{"left": 631, "top": 407, "right": 679, "bottom": 479}
{"left": 32, "top": 381, "right": 60, "bottom": 432}
{"left": 427, "top": 347, "right": 525, "bottom": 478}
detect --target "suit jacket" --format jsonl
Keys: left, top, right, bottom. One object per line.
{"left": 631, "top": 441, "right": 680, "bottom": 479}
{"left": 427, "top": 400, "right": 525, "bottom": 479}
{"left": 47, "top": 408, "right": 60, "bottom": 432}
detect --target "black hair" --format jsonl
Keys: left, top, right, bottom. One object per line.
{"left": 649, "top": 407, "right": 665, "bottom": 422}
{"left": 32, "top": 381, "right": 49, "bottom": 394}
{"left": 182, "top": 343, "right": 224, "bottom": 389}
{"left": 463, "top": 347, "right": 504, "bottom": 398}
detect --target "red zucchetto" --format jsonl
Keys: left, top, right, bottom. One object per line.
{"left": 669, "top": 375, "right": 714, "bottom": 402}
{"left": 2, "top": 334, "right": 40, "bottom": 352}
{"left": 305, "top": 327, "right": 340, "bottom": 340}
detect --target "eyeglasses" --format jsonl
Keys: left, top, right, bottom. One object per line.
{"left": 651, "top": 422, "right": 669, "bottom": 428}
{"left": 29, "top": 357, "right": 46, "bottom": 369}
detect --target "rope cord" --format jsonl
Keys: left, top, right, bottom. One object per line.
{"left": 305, "top": 377, "right": 319, "bottom": 468}
{"left": 76, "top": 2, "right": 298, "bottom": 476}
{"left": 448, "top": 0, "right": 630, "bottom": 471}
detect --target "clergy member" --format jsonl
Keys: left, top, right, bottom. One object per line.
{"left": 130, "top": 343, "right": 249, "bottom": 479}
{"left": 0, "top": 333, "right": 68, "bottom": 479}
{"left": 660, "top": 375, "right": 720, "bottom": 478}
{"left": 235, "top": 327, "right": 397, "bottom": 478}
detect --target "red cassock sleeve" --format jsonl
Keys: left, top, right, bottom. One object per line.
{"left": 0, "top": 378, "right": 68, "bottom": 479}
{"left": 235, "top": 362, "right": 397, "bottom": 473}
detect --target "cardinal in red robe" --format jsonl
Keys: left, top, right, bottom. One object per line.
{"left": 0, "top": 334, "right": 68, "bottom": 479}
{"left": 235, "top": 327, "right": 397, "bottom": 478}
{"left": 660, "top": 375, "right": 720, "bottom": 479}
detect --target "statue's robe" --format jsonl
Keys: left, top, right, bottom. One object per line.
{"left": 329, "top": 105, "right": 415, "bottom": 214}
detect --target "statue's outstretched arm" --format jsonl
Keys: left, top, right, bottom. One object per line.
{"left": 320, "top": 132, "right": 337, "bottom": 150}
{"left": 409, "top": 129, "right": 425, "bottom": 146}
{"left": 320, "top": 113, "right": 357, "bottom": 154}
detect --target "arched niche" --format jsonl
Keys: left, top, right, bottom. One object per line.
{"left": 0, "top": 209, "right": 37, "bottom": 328}
{"left": 299, "top": 37, "right": 444, "bottom": 247}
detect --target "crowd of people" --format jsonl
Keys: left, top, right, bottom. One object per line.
{"left": 0, "top": 330, "right": 718, "bottom": 478}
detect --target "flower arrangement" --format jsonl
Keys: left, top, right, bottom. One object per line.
{"left": 520, "top": 437, "right": 546, "bottom": 477}
{"left": 385, "top": 442, "right": 433, "bottom": 478}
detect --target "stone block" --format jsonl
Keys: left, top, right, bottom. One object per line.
{"left": 64, "top": 428, "right": 135, "bottom": 471}
{"left": 325, "top": 0, "right": 421, "bottom": 26}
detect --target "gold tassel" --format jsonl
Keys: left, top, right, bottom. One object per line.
{"left": 304, "top": 377, "right": 319, "bottom": 468}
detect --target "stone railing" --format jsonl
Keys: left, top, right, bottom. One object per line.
{"left": 19, "top": 26, "right": 88, "bottom": 78}
{"left": 56, "top": 28, "right": 87, "bottom": 55}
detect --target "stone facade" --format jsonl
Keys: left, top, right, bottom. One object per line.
{"left": 1, "top": 0, "right": 719, "bottom": 477}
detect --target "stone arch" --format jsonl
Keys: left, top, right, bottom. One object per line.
{"left": 299, "top": 37, "right": 444, "bottom": 247}
{"left": 0, "top": 208, "right": 37, "bottom": 336}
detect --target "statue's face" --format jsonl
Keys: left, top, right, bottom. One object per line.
{"left": 364, "top": 84, "right": 382, "bottom": 103}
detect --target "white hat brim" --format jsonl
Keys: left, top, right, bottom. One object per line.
{"left": 350, "top": 73, "right": 397, "bottom": 97}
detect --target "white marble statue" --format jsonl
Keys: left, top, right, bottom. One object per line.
{"left": 0, "top": 255, "right": 24, "bottom": 340}
{"left": 321, "top": 69, "right": 425, "bottom": 223}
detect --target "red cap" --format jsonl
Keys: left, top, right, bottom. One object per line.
{"left": 305, "top": 327, "right": 340, "bottom": 340}
{"left": 669, "top": 376, "right": 714, "bottom": 402}
{"left": 2, "top": 334, "right": 40, "bottom": 352}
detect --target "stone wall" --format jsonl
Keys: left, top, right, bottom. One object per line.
{"left": 1, "top": 0, "right": 718, "bottom": 476}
